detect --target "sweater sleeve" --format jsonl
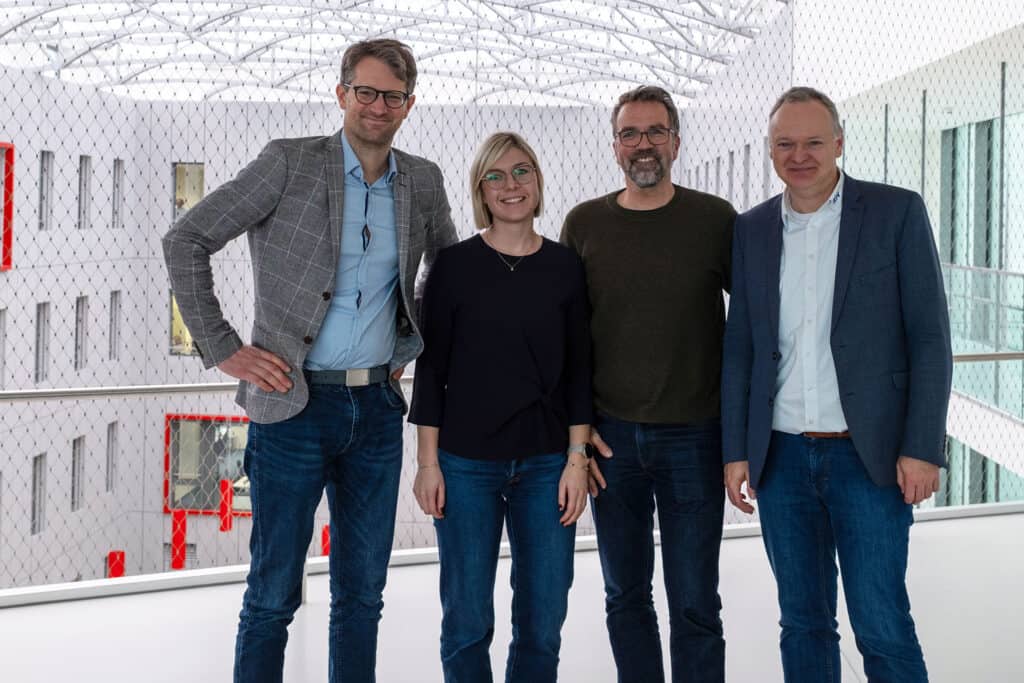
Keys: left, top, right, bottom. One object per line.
{"left": 564, "top": 253, "right": 594, "bottom": 426}
{"left": 409, "top": 248, "right": 454, "bottom": 427}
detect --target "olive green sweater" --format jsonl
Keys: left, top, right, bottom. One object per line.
{"left": 560, "top": 185, "right": 735, "bottom": 424}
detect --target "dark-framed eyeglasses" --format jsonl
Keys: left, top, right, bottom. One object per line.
{"left": 614, "top": 127, "right": 676, "bottom": 147}
{"left": 343, "top": 83, "right": 410, "bottom": 109}
{"left": 480, "top": 165, "right": 536, "bottom": 189}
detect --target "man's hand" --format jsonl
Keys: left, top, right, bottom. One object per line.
{"left": 896, "top": 456, "right": 940, "bottom": 505}
{"left": 391, "top": 365, "right": 406, "bottom": 381}
{"left": 217, "top": 345, "right": 292, "bottom": 393}
{"left": 586, "top": 429, "right": 614, "bottom": 497}
{"left": 724, "top": 460, "right": 756, "bottom": 514}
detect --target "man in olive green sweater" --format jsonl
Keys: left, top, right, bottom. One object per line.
{"left": 561, "top": 85, "right": 735, "bottom": 683}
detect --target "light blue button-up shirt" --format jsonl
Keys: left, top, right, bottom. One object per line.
{"left": 773, "top": 172, "right": 848, "bottom": 434}
{"left": 305, "top": 134, "right": 399, "bottom": 370}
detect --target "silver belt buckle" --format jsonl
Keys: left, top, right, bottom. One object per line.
{"left": 345, "top": 368, "right": 370, "bottom": 386}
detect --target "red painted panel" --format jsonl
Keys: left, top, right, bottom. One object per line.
{"left": 1, "top": 143, "right": 14, "bottom": 272}
{"left": 219, "top": 478, "right": 233, "bottom": 531}
{"left": 171, "top": 509, "right": 187, "bottom": 570}
{"left": 107, "top": 550, "right": 125, "bottom": 578}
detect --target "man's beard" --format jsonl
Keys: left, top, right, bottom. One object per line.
{"left": 625, "top": 153, "right": 666, "bottom": 188}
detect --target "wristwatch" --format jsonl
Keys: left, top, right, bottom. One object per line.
{"left": 567, "top": 443, "right": 587, "bottom": 458}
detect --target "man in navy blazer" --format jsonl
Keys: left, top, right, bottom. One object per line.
{"left": 721, "top": 87, "right": 951, "bottom": 682}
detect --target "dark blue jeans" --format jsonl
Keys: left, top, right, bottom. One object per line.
{"left": 234, "top": 382, "right": 405, "bottom": 683}
{"left": 434, "top": 450, "right": 576, "bottom": 683}
{"left": 592, "top": 414, "right": 725, "bottom": 683}
{"left": 758, "top": 431, "right": 928, "bottom": 683}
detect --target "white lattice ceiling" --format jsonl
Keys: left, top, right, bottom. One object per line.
{"left": 0, "top": 1, "right": 787, "bottom": 104}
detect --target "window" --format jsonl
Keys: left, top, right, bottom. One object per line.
{"left": 169, "top": 292, "right": 197, "bottom": 356}
{"left": 31, "top": 454, "right": 46, "bottom": 534}
{"left": 35, "top": 302, "right": 49, "bottom": 383}
{"left": 111, "top": 158, "right": 125, "bottom": 230}
{"left": 762, "top": 135, "right": 772, "bottom": 200}
{"left": 38, "top": 150, "right": 53, "bottom": 231}
{"left": 77, "top": 155, "right": 92, "bottom": 230}
{"left": 71, "top": 437, "right": 85, "bottom": 511}
{"left": 742, "top": 143, "right": 751, "bottom": 210}
{"left": 108, "top": 290, "right": 121, "bottom": 360}
{"left": 172, "top": 162, "right": 205, "bottom": 220}
{"left": 1, "top": 142, "right": 13, "bottom": 271}
{"left": 74, "top": 295, "right": 88, "bottom": 370}
{"left": 940, "top": 118, "right": 1003, "bottom": 270}
{"left": 727, "top": 151, "right": 735, "bottom": 204}
{"left": 0, "top": 307, "right": 6, "bottom": 388}
{"left": 165, "top": 414, "right": 251, "bottom": 515}
{"left": 162, "top": 542, "right": 198, "bottom": 571}
{"left": 106, "top": 421, "right": 118, "bottom": 493}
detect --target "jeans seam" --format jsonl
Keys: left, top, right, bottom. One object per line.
{"left": 816, "top": 494, "right": 834, "bottom": 683}
{"left": 341, "top": 387, "right": 357, "bottom": 453}
{"left": 505, "top": 496, "right": 520, "bottom": 680}
{"left": 237, "top": 443, "right": 262, "bottom": 668}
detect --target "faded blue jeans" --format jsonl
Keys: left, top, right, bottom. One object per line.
{"left": 434, "top": 450, "right": 577, "bottom": 683}
{"left": 758, "top": 430, "right": 928, "bottom": 683}
{"left": 591, "top": 413, "right": 725, "bottom": 683}
{"left": 233, "top": 381, "right": 405, "bottom": 683}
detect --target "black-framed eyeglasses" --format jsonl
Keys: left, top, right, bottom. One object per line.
{"left": 480, "top": 165, "right": 536, "bottom": 189}
{"left": 343, "top": 83, "right": 410, "bottom": 109}
{"left": 615, "top": 127, "right": 676, "bottom": 147}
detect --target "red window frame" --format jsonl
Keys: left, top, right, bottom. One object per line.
{"left": 163, "top": 413, "right": 252, "bottom": 517}
{"left": 1, "top": 142, "right": 13, "bottom": 272}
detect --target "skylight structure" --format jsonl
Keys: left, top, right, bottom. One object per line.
{"left": 0, "top": 1, "right": 787, "bottom": 104}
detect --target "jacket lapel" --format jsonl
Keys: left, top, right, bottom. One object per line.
{"left": 394, "top": 166, "right": 411, "bottom": 281}
{"left": 831, "top": 176, "right": 864, "bottom": 331}
{"left": 764, "top": 197, "right": 784, "bottom": 339}
{"left": 325, "top": 130, "right": 346, "bottom": 255}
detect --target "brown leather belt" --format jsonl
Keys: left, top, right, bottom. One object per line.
{"left": 802, "top": 430, "right": 850, "bottom": 439}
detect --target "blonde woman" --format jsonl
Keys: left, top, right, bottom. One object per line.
{"left": 410, "top": 132, "right": 593, "bottom": 682}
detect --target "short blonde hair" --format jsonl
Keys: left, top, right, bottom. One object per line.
{"left": 469, "top": 132, "right": 545, "bottom": 229}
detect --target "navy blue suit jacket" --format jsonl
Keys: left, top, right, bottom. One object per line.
{"left": 721, "top": 175, "right": 952, "bottom": 488}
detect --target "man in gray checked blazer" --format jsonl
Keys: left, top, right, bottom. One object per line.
{"left": 163, "top": 39, "right": 457, "bottom": 683}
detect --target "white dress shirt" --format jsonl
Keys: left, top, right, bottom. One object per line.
{"left": 772, "top": 173, "right": 848, "bottom": 434}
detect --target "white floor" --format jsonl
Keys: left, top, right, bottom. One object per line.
{"left": 2, "top": 513, "right": 1022, "bottom": 682}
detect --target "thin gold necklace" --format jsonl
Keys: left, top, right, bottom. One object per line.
{"left": 483, "top": 232, "right": 538, "bottom": 272}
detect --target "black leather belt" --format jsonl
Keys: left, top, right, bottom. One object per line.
{"left": 305, "top": 365, "right": 389, "bottom": 387}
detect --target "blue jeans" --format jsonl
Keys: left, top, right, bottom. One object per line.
{"left": 758, "top": 431, "right": 928, "bottom": 683}
{"left": 591, "top": 414, "right": 725, "bottom": 683}
{"left": 434, "top": 450, "right": 577, "bottom": 683}
{"left": 234, "top": 382, "right": 405, "bottom": 683}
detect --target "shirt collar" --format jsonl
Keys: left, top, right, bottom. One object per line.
{"left": 781, "top": 171, "right": 844, "bottom": 227}
{"left": 342, "top": 131, "right": 397, "bottom": 186}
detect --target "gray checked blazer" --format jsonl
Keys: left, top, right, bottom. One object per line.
{"left": 162, "top": 129, "right": 458, "bottom": 424}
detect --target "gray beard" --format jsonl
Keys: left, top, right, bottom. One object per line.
{"left": 626, "top": 160, "right": 665, "bottom": 188}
